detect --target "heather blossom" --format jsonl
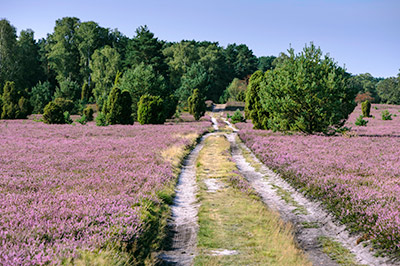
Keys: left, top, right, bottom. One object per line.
{"left": 0, "top": 119, "right": 210, "bottom": 265}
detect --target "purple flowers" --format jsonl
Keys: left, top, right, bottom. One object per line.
{"left": 0, "top": 120, "right": 210, "bottom": 265}
{"left": 237, "top": 104, "right": 400, "bottom": 253}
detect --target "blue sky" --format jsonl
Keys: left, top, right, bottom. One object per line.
{"left": 2, "top": 0, "right": 399, "bottom": 77}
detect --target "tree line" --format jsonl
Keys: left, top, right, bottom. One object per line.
{"left": 0, "top": 17, "right": 272, "bottom": 122}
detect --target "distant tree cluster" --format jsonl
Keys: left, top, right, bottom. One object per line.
{"left": 0, "top": 17, "right": 270, "bottom": 124}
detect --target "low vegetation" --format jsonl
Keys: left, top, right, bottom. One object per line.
{"left": 195, "top": 134, "right": 310, "bottom": 265}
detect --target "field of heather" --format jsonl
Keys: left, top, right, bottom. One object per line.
{"left": 236, "top": 104, "right": 400, "bottom": 254}
{"left": 0, "top": 119, "right": 210, "bottom": 265}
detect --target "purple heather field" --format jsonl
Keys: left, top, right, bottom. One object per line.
{"left": 236, "top": 104, "right": 400, "bottom": 252}
{"left": 0, "top": 119, "right": 210, "bottom": 265}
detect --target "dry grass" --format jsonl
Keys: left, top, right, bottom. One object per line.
{"left": 195, "top": 134, "right": 311, "bottom": 266}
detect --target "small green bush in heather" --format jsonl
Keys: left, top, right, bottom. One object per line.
{"left": 43, "top": 101, "right": 65, "bottom": 124}
{"left": 96, "top": 112, "right": 108, "bottom": 126}
{"left": 53, "top": 98, "right": 74, "bottom": 113}
{"left": 103, "top": 86, "right": 133, "bottom": 125}
{"left": 83, "top": 106, "right": 94, "bottom": 121}
{"left": 355, "top": 115, "right": 368, "bottom": 126}
{"left": 63, "top": 111, "right": 73, "bottom": 124}
{"left": 76, "top": 115, "right": 87, "bottom": 125}
{"left": 361, "top": 100, "right": 371, "bottom": 117}
{"left": 230, "top": 109, "right": 245, "bottom": 124}
{"left": 188, "top": 89, "right": 205, "bottom": 121}
{"left": 381, "top": 110, "right": 392, "bottom": 121}
{"left": 1, "top": 81, "right": 31, "bottom": 119}
{"left": 137, "top": 94, "right": 165, "bottom": 124}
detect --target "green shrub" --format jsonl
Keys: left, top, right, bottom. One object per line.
{"left": 81, "top": 81, "right": 93, "bottom": 102}
{"left": 355, "top": 115, "right": 368, "bottom": 126}
{"left": 230, "top": 109, "right": 245, "bottom": 124}
{"left": 30, "top": 81, "right": 52, "bottom": 114}
{"left": 63, "top": 111, "right": 73, "bottom": 124}
{"left": 361, "top": 100, "right": 371, "bottom": 117}
{"left": 83, "top": 106, "right": 94, "bottom": 121}
{"left": 104, "top": 86, "right": 133, "bottom": 125}
{"left": 188, "top": 89, "right": 205, "bottom": 121}
{"left": 137, "top": 95, "right": 165, "bottom": 125}
{"left": 43, "top": 101, "right": 65, "bottom": 124}
{"left": 96, "top": 112, "right": 108, "bottom": 126}
{"left": 76, "top": 115, "right": 87, "bottom": 125}
{"left": 54, "top": 98, "right": 74, "bottom": 113}
{"left": 381, "top": 110, "right": 392, "bottom": 120}
{"left": 1, "top": 81, "right": 31, "bottom": 119}
{"left": 245, "top": 70, "right": 269, "bottom": 129}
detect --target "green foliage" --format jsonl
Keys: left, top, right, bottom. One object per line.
{"left": 43, "top": 101, "right": 65, "bottom": 124}
{"left": 125, "top": 25, "right": 169, "bottom": 77}
{"left": 258, "top": 56, "right": 276, "bottom": 72}
{"left": 83, "top": 106, "right": 94, "bottom": 121}
{"left": 361, "top": 100, "right": 371, "bottom": 117}
{"left": 76, "top": 114, "right": 87, "bottom": 125}
{"left": 103, "top": 86, "right": 133, "bottom": 125}
{"left": 224, "top": 43, "right": 258, "bottom": 80}
{"left": 230, "top": 109, "right": 245, "bottom": 124}
{"left": 54, "top": 78, "right": 81, "bottom": 101}
{"left": 46, "top": 17, "right": 81, "bottom": 84}
{"left": 0, "top": 19, "right": 19, "bottom": 89}
{"left": 220, "top": 78, "right": 247, "bottom": 103}
{"left": 163, "top": 94, "right": 178, "bottom": 120}
{"left": 355, "top": 115, "right": 368, "bottom": 126}
{"left": 348, "top": 73, "right": 382, "bottom": 103}
{"left": 1, "top": 81, "right": 31, "bottom": 119}
{"left": 188, "top": 89, "right": 206, "bottom": 121}
{"left": 17, "top": 29, "right": 44, "bottom": 90}
{"left": 381, "top": 110, "right": 392, "bottom": 121}
{"left": 30, "top": 81, "right": 52, "bottom": 114}
{"left": 245, "top": 71, "right": 269, "bottom": 129}
{"left": 137, "top": 95, "right": 165, "bottom": 124}
{"left": 81, "top": 81, "right": 92, "bottom": 102}
{"left": 175, "top": 62, "right": 209, "bottom": 106}
{"left": 259, "top": 43, "right": 357, "bottom": 134}
{"left": 95, "top": 112, "right": 108, "bottom": 126}
{"left": 53, "top": 98, "right": 74, "bottom": 113}
{"left": 63, "top": 111, "right": 73, "bottom": 124}
{"left": 376, "top": 76, "right": 400, "bottom": 104}
{"left": 119, "top": 63, "right": 167, "bottom": 120}
{"left": 91, "top": 45, "right": 121, "bottom": 111}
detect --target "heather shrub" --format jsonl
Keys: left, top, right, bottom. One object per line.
{"left": 137, "top": 94, "right": 165, "bottom": 124}
{"left": 230, "top": 109, "right": 245, "bottom": 124}
{"left": 96, "top": 112, "right": 108, "bottom": 126}
{"left": 83, "top": 106, "right": 94, "bottom": 121}
{"left": 361, "top": 100, "right": 371, "bottom": 117}
{"left": 43, "top": 101, "right": 65, "bottom": 124}
{"left": 188, "top": 89, "right": 205, "bottom": 121}
{"left": 355, "top": 115, "right": 368, "bottom": 126}
{"left": 381, "top": 110, "right": 392, "bottom": 121}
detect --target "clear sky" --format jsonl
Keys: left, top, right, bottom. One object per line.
{"left": 2, "top": 0, "right": 399, "bottom": 78}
